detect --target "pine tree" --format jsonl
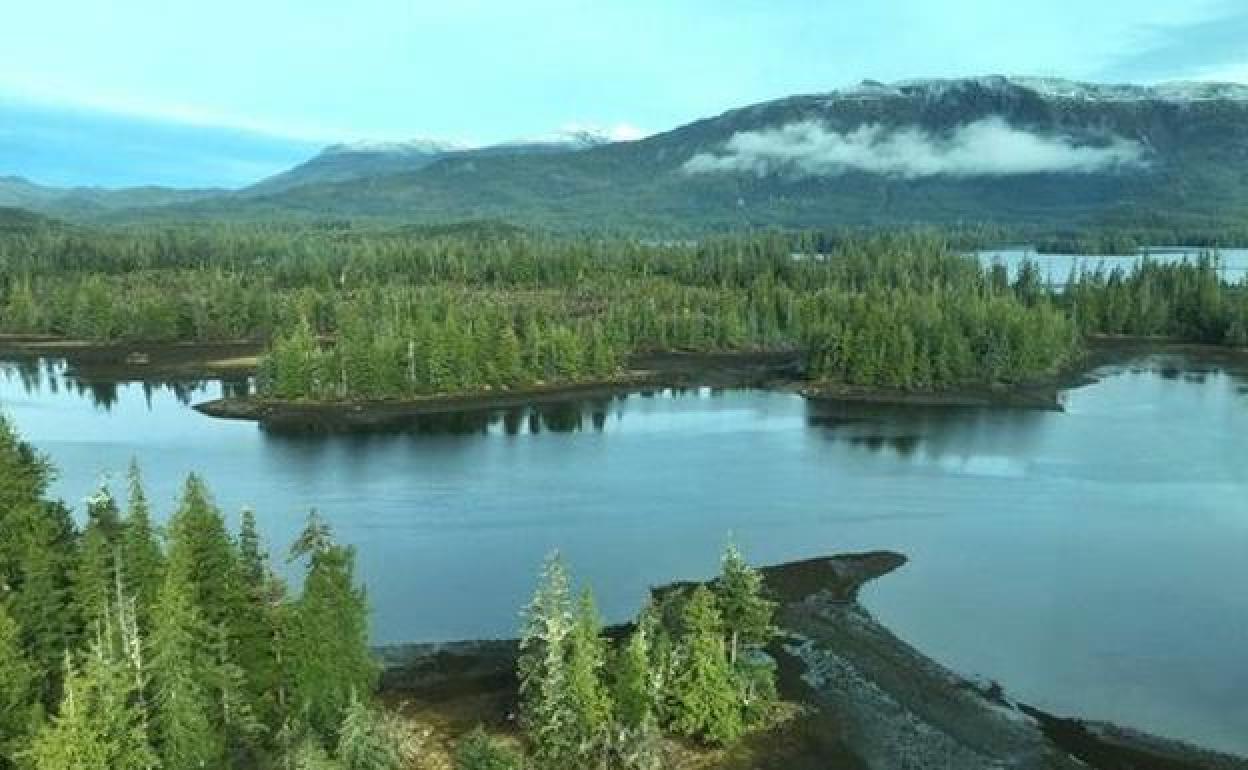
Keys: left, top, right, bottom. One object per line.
{"left": 148, "top": 546, "right": 226, "bottom": 770}
{"left": 28, "top": 641, "right": 159, "bottom": 770}
{"left": 121, "top": 461, "right": 164, "bottom": 635}
{"left": 165, "top": 474, "right": 241, "bottom": 631}
{"left": 335, "top": 691, "right": 410, "bottom": 770}
{"left": 7, "top": 500, "right": 79, "bottom": 706}
{"left": 565, "top": 589, "right": 612, "bottom": 765}
{"left": 454, "top": 727, "right": 524, "bottom": 770}
{"left": 612, "top": 612, "right": 656, "bottom": 730}
{"left": 72, "top": 485, "right": 123, "bottom": 631}
{"left": 715, "top": 543, "right": 775, "bottom": 666}
{"left": 668, "top": 586, "right": 742, "bottom": 746}
{"left": 287, "top": 512, "right": 378, "bottom": 740}
{"left": 0, "top": 600, "right": 40, "bottom": 770}
{"left": 234, "top": 508, "right": 283, "bottom": 732}
{"left": 517, "top": 552, "right": 578, "bottom": 768}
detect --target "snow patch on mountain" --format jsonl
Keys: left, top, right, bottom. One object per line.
{"left": 321, "top": 139, "right": 470, "bottom": 156}
{"left": 684, "top": 117, "right": 1148, "bottom": 178}
{"left": 832, "top": 76, "right": 1248, "bottom": 103}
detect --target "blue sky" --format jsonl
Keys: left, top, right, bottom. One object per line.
{"left": 2, "top": 0, "right": 1246, "bottom": 188}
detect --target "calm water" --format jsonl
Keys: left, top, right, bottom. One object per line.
{"left": 977, "top": 246, "right": 1248, "bottom": 286}
{"left": 2, "top": 354, "right": 1246, "bottom": 754}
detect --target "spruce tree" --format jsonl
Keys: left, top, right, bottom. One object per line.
{"left": 715, "top": 543, "right": 775, "bottom": 666}
{"left": 668, "top": 586, "right": 742, "bottom": 746}
{"left": 165, "top": 474, "right": 241, "bottom": 631}
{"left": 517, "top": 552, "right": 578, "bottom": 768}
{"left": 148, "top": 546, "right": 226, "bottom": 770}
{"left": 121, "top": 461, "right": 164, "bottom": 634}
{"left": 0, "top": 600, "right": 40, "bottom": 770}
{"left": 287, "top": 512, "right": 377, "bottom": 740}
{"left": 28, "top": 641, "right": 158, "bottom": 770}
{"left": 72, "top": 485, "right": 123, "bottom": 631}
{"left": 234, "top": 508, "right": 283, "bottom": 732}
{"left": 336, "top": 688, "right": 399, "bottom": 768}
{"left": 7, "top": 500, "right": 79, "bottom": 706}
{"left": 565, "top": 589, "right": 612, "bottom": 765}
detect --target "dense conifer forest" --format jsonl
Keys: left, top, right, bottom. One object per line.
{"left": 0, "top": 226, "right": 1244, "bottom": 401}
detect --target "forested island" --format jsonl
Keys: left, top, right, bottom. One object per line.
{"left": 0, "top": 225, "right": 1244, "bottom": 423}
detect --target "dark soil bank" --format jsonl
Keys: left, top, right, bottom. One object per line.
{"left": 377, "top": 553, "right": 1248, "bottom": 770}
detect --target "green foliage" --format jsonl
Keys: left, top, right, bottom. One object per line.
{"left": 454, "top": 728, "right": 526, "bottom": 770}
{"left": 71, "top": 485, "right": 123, "bottom": 631}
{"left": 517, "top": 552, "right": 578, "bottom": 767}
{"left": 335, "top": 693, "right": 407, "bottom": 770}
{"left": 715, "top": 543, "right": 775, "bottom": 667}
{"left": 611, "top": 614, "right": 657, "bottom": 731}
{"left": 565, "top": 589, "right": 613, "bottom": 765}
{"left": 287, "top": 512, "right": 379, "bottom": 739}
{"left": 149, "top": 544, "right": 226, "bottom": 770}
{"left": 0, "top": 601, "right": 40, "bottom": 769}
{"left": 28, "top": 643, "right": 159, "bottom": 770}
{"left": 667, "top": 586, "right": 744, "bottom": 746}
{"left": 121, "top": 461, "right": 165, "bottom": 634}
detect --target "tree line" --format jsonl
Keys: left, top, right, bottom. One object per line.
{"left": 1, "top": 227, "right": 1243, "bottom": 401}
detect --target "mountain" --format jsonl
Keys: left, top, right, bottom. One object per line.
{"left": 50, "top": 77, "right": 1248, "bottom": 232}
{"left": 244, "top": 129, "right": 617, "bottom": 196}
{"left": 0, "top": 175, "right": 222, "bottom": 218}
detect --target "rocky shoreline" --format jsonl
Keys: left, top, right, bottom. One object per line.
{"left": 376, "top": 552, "right": 1247, "bottom": 770}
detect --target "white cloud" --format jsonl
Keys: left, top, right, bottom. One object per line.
{"left": 558, "top": 122, "right": 649, "bottom": 141}
{"left": 683, "top": 117, "right": 1148, "bottom": 177}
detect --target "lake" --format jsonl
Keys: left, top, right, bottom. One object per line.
{"left": 1, "top": 352, "right": 1246, "bottom": 755}
{"left": 977, "top": 246, "right": 1248, "bottom": 286}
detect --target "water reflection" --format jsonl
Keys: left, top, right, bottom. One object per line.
{"left": 0, "top": 358, "right": 233, "bottom": 411}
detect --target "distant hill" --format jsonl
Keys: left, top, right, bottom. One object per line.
{"left": 244, "top": 130, "right": 617, "bottom": 196}
{"left": 0, "top": 206, "right": 63, "bottom": 233}
{"left": 17, "top": 77, "right": 1248, "bottom": 233}
{"left": 0, "top": 175, "right": 222, "bottom": 219}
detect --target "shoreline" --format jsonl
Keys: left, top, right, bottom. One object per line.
{"left": 375, "top": 551, "right": 1247, "bottom": 769}
{"left": 3, "top": 336, "right": 1244, "bottom": 430}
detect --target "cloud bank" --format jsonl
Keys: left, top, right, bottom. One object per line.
{"left": 683, "top": 117, "right": 1147, "bottom": 177}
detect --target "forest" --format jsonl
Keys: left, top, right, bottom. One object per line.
{"left": 0, "top": 226, "right": 1244, "bottom": 401}
{"left": 0, "top": 416, "right": 779, "bottom": 770}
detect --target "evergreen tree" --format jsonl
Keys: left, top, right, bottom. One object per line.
{"left": 668, "top": 586, "right": 742, "bottom": 746}
{"left": 715, "top": 543, "right": 775, "bottom": 666}
{"left": 0, "top": 601, "right": 40, "bottom": 770}
{"left": 121, "top": 461, "right": 164, "bottom": 634}
{"left": 612, "top": 613, "right": 656, "bottom": 730}
{"left": 148, "top": 546, "right": 226, "bottom": 770}
{"left": 287, "top": 512, "right": 378, "bottom": 740}
{"left": 234, "top": 508, "right": 283, "bottom": 732}
{"left": 7, "top": 500, "right": 79, "bottom": 706}
{"left": 517, "top": 552, "right": 577, "bottom": 768}
{"left": 165, "top": 474, "right": 241, "bottom": 631}
{"left": 454, "top": 727, "right": 524, "bottom": 770}
{"left": 28, "top": 642, "right": 158, "bottom": 770}
{"left": 72, "top": 485, "right": 123, "bottom": 631}
{"left": 336, "top": 688, "right": 399, "bottom": 768}
{"left": 565, "top": 589, "right": 612, "bottom": 766}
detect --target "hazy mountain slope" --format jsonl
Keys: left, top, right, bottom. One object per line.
{"left": 109, "top": 77, "right": 1248, "bottom": 231}
{"left": 0, "top": 175, "right": 222, "bottom": 218}
{"left": 244, "top": 130, "right": 616, "bottom": 196}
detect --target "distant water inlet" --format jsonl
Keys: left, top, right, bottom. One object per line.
{"left": 975, "top": 247, "right": 1248, "bottom": 287}
{"left": 1, "top": 352, "right": 1246, "bottom": 755}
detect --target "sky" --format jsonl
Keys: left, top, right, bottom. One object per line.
{"left": 2, "top": 0, "right": 1246, "bottom": 188}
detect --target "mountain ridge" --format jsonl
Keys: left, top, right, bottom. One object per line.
{"left": 10, "top": 76, "right": 1248, "bottom": 232}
